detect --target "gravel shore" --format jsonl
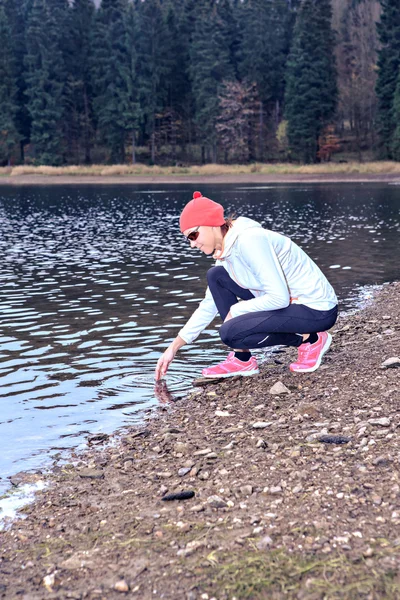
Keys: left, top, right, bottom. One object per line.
{"left": 1, "top": 282, "right": 400, "bottom": 599}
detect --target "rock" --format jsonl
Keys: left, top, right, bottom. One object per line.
{"left": 318, "top": 435, "right": 351, "bottom": 445}
{"left": 162, "top": 491, "right": 195, "bottom": 501}
{"left": 256, "top": 438, "right": 267, "bottom": 448}
{"left": 207, "top": 495, "right": 228, "bottom": 509}
{"left": 156, "top": 471, "right": 173, "bottom": 478}
{"left": 381, "top": 357, "right": 400, "bottom": 369}
{"left": 252, "top": 422, "right": 273, "bottom": 429}
{"left": 240, "top": 485, "right": 253, "bottom": 496}
{"left": 114, "top": 580, "right": 129, "bottom": 593}
{"left": 78, "top": 469, "right": 104, "bottom": 479}
{"left": 174, "top": 442, "right": 190, "bottom": 455}
{"left": 256, "top": 535, "right": 273, "bottom": 550}
{"left": 215, "top": 410, "right": 231, "bottom": 417}
{"left": 87, "top": 433, "right": 110, "bottom": 445}
{"left": 193, "top": 448, "right": 212, "bottom": 456}
{"left": 9, "top": 472, "right": 43, "bottom": 487}
{"left": 177, "top": 540, "right": 205, "bottom": 557}
{"left": 292, "top": 484, "right": 303, "bottom": 494}
{"left": 269, "top": 381, "right": 291, "bottom": 395}
{"left": 193, "top": 377, "right": 222, "bottom": 386}
{"left": 43, "top": 573, "right": 57, "bottom": 592}
{"left": 59, "top": 553, "right": 95, "bottom": 570}
{"left": 178, "top": 467, "right": 191, "bottom": 477}
{"left": 269, "top": 486, "right": 282, "bottom": 495}
{"left": 368, "top": 417, "right": 391, "bottom": 427}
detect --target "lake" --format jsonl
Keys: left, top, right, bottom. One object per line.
{"left": 0, "top": 182, "right": 399, "bottom": 494}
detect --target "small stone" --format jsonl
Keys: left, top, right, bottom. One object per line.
{"left": 270, "top": 486, "right": 282, "bottom": 495}
{"left": 114, "top": 580, "right": 129, "bottom": 593}
{"left": 174, "top": 442, "right": 190, "bottom": 454}
{"left": 207, "top": 495, "right": 228, "bottom": 509}
{"left": 194, "top": 448, "right": 212, "bottom": 456}
{"left": 269, "top": 381, "right": 290, "bottom": 395}
{"left": 157, "top": 471, "right": 173, "bottom": 478}
{"left": 368, "top": 417, "right": 391, "bottom": 427}
{"left": 178, "top": 467, "right": 191, "bottom": 477}
{"left": 292, "top": 484, "right": 303, "bottom": 494}
{"left": 256, "top": 535, "right": 273, "bottom": 550}
{"left": 215, "top": 410, "right": 231, "bottom": 417}
{"left": 381, "top": 357, "right": 400, "bottom": 369}
{"left": 363, "top": 547, "right": 374, "bottom": 558}
{"left": 190, "top": 504, "right": 205, "bottom": 513}
{"left": 256, "top": 438, "right": 267, "bottom": 448}
{"left": 252, "top": 422, "right": 273, "bottom": 429}
{"left": 240, "top": 485, "right": 253, "bottom": 496}
{"left": 78, "top": 469, "right": 104, "bottom": 479}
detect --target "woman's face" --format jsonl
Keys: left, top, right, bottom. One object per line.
{"left": 183, "top": 225, "right": 218, "bottom": 255}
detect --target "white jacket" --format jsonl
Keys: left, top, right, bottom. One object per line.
{"left": 179, "top": 217, "right": 337, "bottom": 344}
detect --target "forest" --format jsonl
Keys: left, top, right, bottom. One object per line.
{"left": 0, "top": 0, "right": 399, "bottom": 166}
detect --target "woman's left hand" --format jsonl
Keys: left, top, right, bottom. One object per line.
{"left": 224, "top": 311, "right": 233, "bottom": 322}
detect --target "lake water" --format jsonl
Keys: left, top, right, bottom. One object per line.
{"left": 0, "top": 182, "right": 399, "bottom": 494}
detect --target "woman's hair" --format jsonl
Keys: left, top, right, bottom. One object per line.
{"left": 220, "top": 214, "right": 235, "bottom": 237}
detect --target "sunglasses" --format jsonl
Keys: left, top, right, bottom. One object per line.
{"left": 186, "top": 226, "right": 200, "bottom": 242}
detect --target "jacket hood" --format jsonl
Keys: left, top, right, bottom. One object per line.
{"left": 217, "top": 217, "right": 262, "bottom": 259}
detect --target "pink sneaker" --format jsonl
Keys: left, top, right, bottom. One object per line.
{"left": 202, "top": 352, "right": 259, "bottom": 378}
{"left": 290, "top": 332, "right": 332, "bottom": 373}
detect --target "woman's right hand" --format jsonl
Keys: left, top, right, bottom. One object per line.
{"left": 155, "top": 345, "right": 176, "bottom": 381}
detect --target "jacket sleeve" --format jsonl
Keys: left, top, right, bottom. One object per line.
{"left": 178, "top": 285, "right": 219, "bottom": 344}
{"left": 229, "top": 231, "right": 290, "bottom": 318}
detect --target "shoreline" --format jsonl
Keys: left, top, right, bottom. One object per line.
{"left": 1, "top": 172, "right": 400, "bottom": 185}
{"left": 1, "top": 282, "right": 400, "bottom": 598}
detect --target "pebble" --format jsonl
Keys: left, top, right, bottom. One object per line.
{"left": 368, "top": 417, "right": 391, "bottom": 427}
{"left": 256, "top": 438, "right": 267, "bottom": 448}
{"left": 381, "top": 357, "right": 400, "bottom": 369}
{"left": 194, "top": 448, "right": 212, "bottom": 456}
{"left": 207, "top": 495, "right": 228, "bottom": 508}
{"left": 215, "top": 410, "right": 231, "bottom": 417}
{"left": 240, "top": 485, "right": 253, "bottom": 496}
{"left": 252, "top": 422, "right": 273, "bottom": 429}
{"left": 78, "top": 469, "right": 104, "bottom": 479}
{"left": 269, "top": 486, "right": 282, "bottom": 495}
{"left": 269, "top": 381, "right": 291, "bottom": 395}
{"left": 292, "top": 484, "right": 303, "bottom": 494}
{"left": 178, "top": 467, "right": 191, "bottom": 477}
{"left": 114, "top": 580, "right": 129, "bottom": 593}
{"left": 256, "top": 535, "right": 273, "bottom": 550}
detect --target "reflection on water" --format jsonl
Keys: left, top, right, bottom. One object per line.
{"left": 0, "top": 183, "right": 399, "bottom": 492}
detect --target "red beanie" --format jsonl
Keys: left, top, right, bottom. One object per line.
{"left": 179, "top": 191, "right": 225, "bottom": 233}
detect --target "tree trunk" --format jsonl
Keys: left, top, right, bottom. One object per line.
{"left": 151, "top": 119, "right": 156, "bottom": 164}
{"left": 259, "top": 100, "right": 264, "bottom": 160}
{"left": 83, "top": 86, "right": 91, "bottom": 164}
{"left": 132, "top": 130, "right": 136, "bottom": 164}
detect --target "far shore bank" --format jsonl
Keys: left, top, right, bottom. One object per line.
{"left": 1, "top": 282, "right": 400, "bottom": 599}
{"left": 1, "top": 161, "right": 400, "bottom": 185}
{"left": 1, "top": 172, "right": 400, "bottom": 185}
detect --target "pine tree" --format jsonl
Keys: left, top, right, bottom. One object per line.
{"left": 3, "top": 0, "right": 29, "bottom": 161}
{"left": 239, "top": 0, "right": 293, "bottom": 159}
{"left": 375, "top": 0, "right": 400, "bottom": 158}
{"left": 24, "top": 0, "right": 67, "bottom": 164}
{"left": 189, "top": 0, "right": 234, "bottom": 162}
{"left": 284, "top": 0, "right": 337, "bottom": 163}
{"left": 136, "top": 0, "right": 171, "bottom": 164}
{"left": 390, "top": 70, "right": 400, "bottom": 159}
{"left": 68, "top": 0, "right": 95, "bottom": 163}
{"left": 0, "top": 4, "right": 20, "bottom": 164}
{"left": 91, "top": 0, "right": 140, "bottom": 163}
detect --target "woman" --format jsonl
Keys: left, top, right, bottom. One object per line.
{"left": 155, "top": 191, "right": 338, "bottom": 381}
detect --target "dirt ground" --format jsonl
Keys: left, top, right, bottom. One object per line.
{"left": 1, "top": 282, "right": 400, "bottom": 600}
{"left": 1, "top": 173, "right": 400, "bottom": 185}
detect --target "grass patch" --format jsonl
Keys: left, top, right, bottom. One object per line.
{"left": 6, "top": 160, "right": 400, "bottom": 178}
{"left": 199, "top": 548, "right": 400, "bottom": 599}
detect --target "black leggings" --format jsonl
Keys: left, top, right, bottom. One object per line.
{"left": 207, "top": 266, "right": 338, "bottom": 349}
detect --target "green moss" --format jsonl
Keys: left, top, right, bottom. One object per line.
{"left": 199, "top": 549, "right": 400, "bottom": 599}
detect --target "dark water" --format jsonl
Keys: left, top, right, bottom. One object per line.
{"left": 0, "top": 183, "right": 399, "bottom": 494}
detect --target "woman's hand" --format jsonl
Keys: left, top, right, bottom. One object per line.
{"left": 154, "top": 335, "right": 186, "bottom": 381}
{"left": 155, "top": 346, "right": 176, "bottom": 380}
{"left": 224, "top": 311, "right": 233, "bottom": 322}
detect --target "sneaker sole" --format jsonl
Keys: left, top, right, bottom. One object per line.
{"left": 202, "top": 368, "right": 259, "bottom": 379}
{"left": 289, "top": 332, "right": 332, "bottom": 373}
